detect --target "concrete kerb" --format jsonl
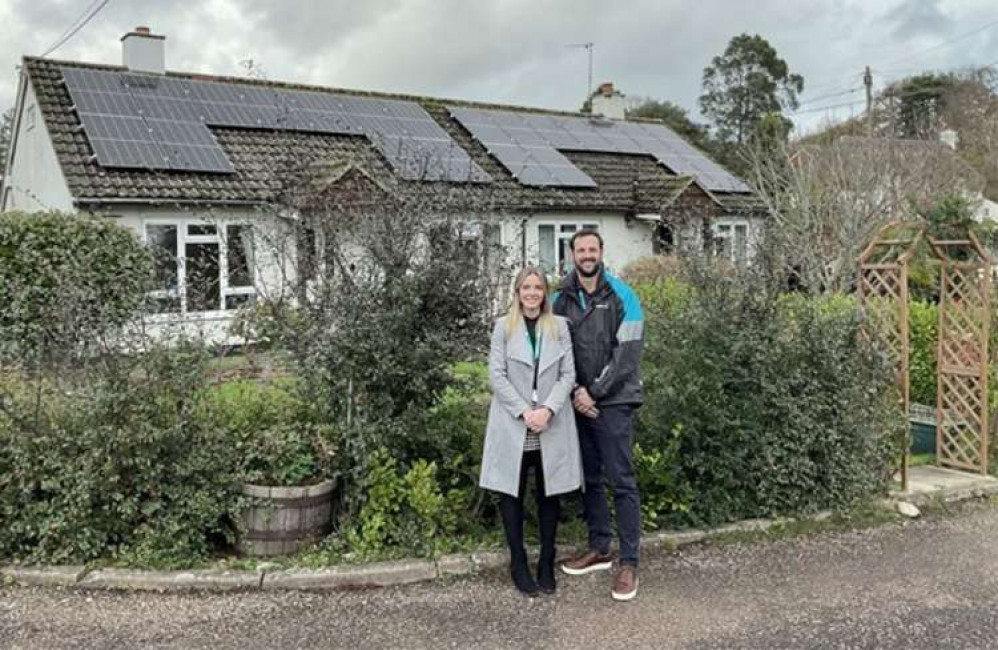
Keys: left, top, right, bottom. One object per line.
{"left": 4, "top": 485, "right": 994, "bottom": 594}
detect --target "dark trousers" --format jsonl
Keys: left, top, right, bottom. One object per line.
{"left": 576, "top": 404, "right": 640, "bottom": 567}
{"left": 498, "top": 450, "right": 560, "bottom": 563}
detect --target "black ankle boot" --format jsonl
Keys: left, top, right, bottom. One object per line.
{"left": 536, "top": 552, "right": 556, "bottom": 594}
{"left": 510, "top": 551, "right": 539, "bottom": 597}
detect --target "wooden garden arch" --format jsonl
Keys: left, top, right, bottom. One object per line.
{"left": 858, "top": 222, "right": 992, "bottom": 490}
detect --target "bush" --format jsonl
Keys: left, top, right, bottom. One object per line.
{"left": 0, "top": 345, "right": 242, "bottom": 568}
{"left": 198, "top": 379, "right": 337, "bottom": 486}
{"left": 0, "top": 211, "right": 152, "bottom": 367}
{"left": 638, "top": 263, "right": 905, "bottom": 526}
{"left": 344, "top": 447, "right": 462, "bottom": 557}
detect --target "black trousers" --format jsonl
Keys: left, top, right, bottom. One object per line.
{"left": 499, "top": 450, "right": 560, "bottom": 561}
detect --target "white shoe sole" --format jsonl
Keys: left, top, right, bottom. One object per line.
{"left": 611, "top": 578, "right": 638, "bottom": 602}
{"left": 560, "top": 560, "right": 613, "bottom": 576}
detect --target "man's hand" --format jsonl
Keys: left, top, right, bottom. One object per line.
{"left": 573, "top": 387, "right": 599, "bottom": 419}
{"left": 524, "top": 408, "right": 553, "bottom": 432}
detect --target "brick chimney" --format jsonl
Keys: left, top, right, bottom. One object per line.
{"left": 590, "top": 81, "right": 626, "bottom": 120}
{"left": 121, "top": 26, "right": 165, "bottom": 75}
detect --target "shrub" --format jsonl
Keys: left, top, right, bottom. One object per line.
{"left": 197, "top": 379, "right": 337, "bottom": 486}
{"left": 0, "top": 345, "right": 242, "bottom": 568}
{"left": 345, "top": 447, "right": 462, "bottom": 557}
{"left": 0, "top": 211, "right": 152, "bottom": 367}
{"left": 637, "top": 263, "right": 905, "bottom": 527}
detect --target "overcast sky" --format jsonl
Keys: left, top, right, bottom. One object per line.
{"left": 2, "top": 0, "right": 997, "bottom": 136}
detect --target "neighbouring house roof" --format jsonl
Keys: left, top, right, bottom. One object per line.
{"left": 22, "top": 56, "right": 755, "bottom": 216}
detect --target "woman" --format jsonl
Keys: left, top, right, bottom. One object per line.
{"left": 480, "top": 266, "right": 583, "bottom": 597}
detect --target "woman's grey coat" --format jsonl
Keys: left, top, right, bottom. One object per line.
{"left": 479, "top": 315, "right": 583, "bottom": 497}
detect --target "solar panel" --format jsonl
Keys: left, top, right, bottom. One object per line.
{"left": 449, "top": 106, "right": 749, "bottom": 192}
{"left": 62, "top": 67, "right": 491, "bottom": 182}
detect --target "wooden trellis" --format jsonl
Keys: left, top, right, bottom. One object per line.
{"left": 928, "top": 235, "right": 992, "bottom": 474}
{"left": 857, "top": 222, "right": 924, "bottom": 490}
{"left": 858, "top": 223, "right": 993, "bottom": 489}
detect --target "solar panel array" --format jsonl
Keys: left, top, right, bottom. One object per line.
{"left": 448, "top": 106, "right": 749, "bottom": 192}
{"left": 61, "top": 67, "right": 490, "bottom": 182}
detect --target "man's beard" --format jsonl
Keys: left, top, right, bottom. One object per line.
{"left": 576, "top": 261, "right": 601, "bottom": 278}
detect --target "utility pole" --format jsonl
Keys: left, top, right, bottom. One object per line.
{"left": 567, "top": 42, "right": 594, "bottom": 108}
{"left": 864, "top": 65, "right": 874, "bottom": 135}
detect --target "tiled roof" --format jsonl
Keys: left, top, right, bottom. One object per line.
{"left": 24, "top": 57, "right": 748, "bottom": 214}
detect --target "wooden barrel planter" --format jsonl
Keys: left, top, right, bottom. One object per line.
{"left": 239, "top": 479, "right": 336, "bottom": 557}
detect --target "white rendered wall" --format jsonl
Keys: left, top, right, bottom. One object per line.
{"left": 2, "top": 80, "right": 74, "bottom": 213}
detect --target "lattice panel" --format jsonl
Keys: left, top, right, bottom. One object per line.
{"left": 859, "top": 268, "right": 907, "bottom": 368}
{"left": 936, "top": 261, "right": 990, "bottom": 473}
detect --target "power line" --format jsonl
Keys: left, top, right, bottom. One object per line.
{"left": 799, "top": 86, "right": 863, "bottom": 106}
{"left": 40, "top": 0, "right": 112, "bottom": 58}
{"left": 789, "top": 99, "right": 867, "bottom": 116}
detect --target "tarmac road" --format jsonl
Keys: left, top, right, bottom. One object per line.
{"left": 4, "top": 500, "right": 998, "bottom": 649}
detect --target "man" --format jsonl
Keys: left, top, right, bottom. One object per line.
{"left": 553, "top": 229, "right": 644, "bottom": 602}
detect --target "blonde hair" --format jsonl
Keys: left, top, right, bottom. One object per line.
{"left": 505, "top": 266, "right": 559, "bottom": 341}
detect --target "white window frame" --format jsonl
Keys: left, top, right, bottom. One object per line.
{"left": 712, "top": 217, "right": 751, "bottom": 266}
{"left": 143, "top": 218, "right": 258, "bottom": 320}
{"left": 536, "top": 221, "right": 599, "bottom": 274}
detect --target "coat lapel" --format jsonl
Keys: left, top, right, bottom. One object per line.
{"left": 537, "top": 328, "right": 565, "bottom": 374}
{"left": 506, "top": 320, "right": 535, "bottom": 368}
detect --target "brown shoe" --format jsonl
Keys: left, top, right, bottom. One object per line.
{"left": 611, "top": 565, "right": 638, "bottom": 602}
{"left": 560, "top": 550, "right": 613, "bottom": 576}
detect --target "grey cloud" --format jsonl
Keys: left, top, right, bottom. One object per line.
{"left": 0, "top": 0, "right": 995, "bottom": 137}
{"left": 888, "top": 0, "right": 954, "bottom": 40}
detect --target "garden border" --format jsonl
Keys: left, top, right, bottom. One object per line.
{"left": 5, "top": 480, "right": 997, "bottom": 593}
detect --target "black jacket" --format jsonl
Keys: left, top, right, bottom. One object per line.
{"left": 552, "top": 268, "right": 644, "bottom": 407}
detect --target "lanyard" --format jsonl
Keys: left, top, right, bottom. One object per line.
{"left": 527, "top": 328, "right": 543, "bottom": 404}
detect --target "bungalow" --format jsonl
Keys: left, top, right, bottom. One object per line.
{"left": 2, "top": 27, "right": 763, "bottom": 336}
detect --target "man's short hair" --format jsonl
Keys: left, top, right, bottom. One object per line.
{"left": 570, "top": 228, "right": 603, "bottom": 252}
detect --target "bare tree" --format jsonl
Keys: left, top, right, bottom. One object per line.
{"left": 745, "top": 134, "right": 984, "bottom": 293}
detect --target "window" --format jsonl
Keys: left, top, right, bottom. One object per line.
{"left": 712, "top": 220, "right": 749, "bottom": 266}
{"left": 25, "top": 105, "right": 36, "bottom": 131}
{"left": 144, "top": 221, "right": 256, "bottom": 315}
{"left": 538, "top": 222, "right": 598, "bottom": 274}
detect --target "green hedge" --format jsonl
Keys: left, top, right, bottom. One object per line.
{"left": 637, "top": 271, "right": 905, "bottom": 527}
{"left": 0, "top": 211, "right": 152, "bottom": 366}
{"left": 0, "top": 346, "right": 241, "bottom": 568}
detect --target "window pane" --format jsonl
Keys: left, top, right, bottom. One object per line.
{"left": 185, "top": 241, "right": 221, "bottom": 312}
{"left": 225, "top": 294, "right": 256, "bottom": 310}
{"left": 560, "top": 224, "right": 577, "bottom": 234}
{"left": 559, "top": 237, "right": 574, "bottom": 274}
{"left": 734, "top": 225, "right": 748, "bottom": 264}
{"left": 146, "top": 225, "right": 180, "bottom": 313}
{"left": 188, "top": 224, "right": 217, "bottom": 236}
{"left": 538, "top": 225, "right": 555, "bottom": 272}
{"left": 226, "top": 224, "right": 255, "bottom": 288}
